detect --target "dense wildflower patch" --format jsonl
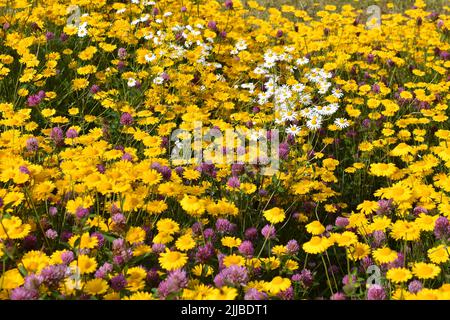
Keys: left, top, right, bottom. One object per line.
{"left": 0, "top": 0, "right": 449, "bottom": 300}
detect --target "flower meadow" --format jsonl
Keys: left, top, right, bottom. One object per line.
{"left": 0, "top": 0, "right": 449, "bottom": 301}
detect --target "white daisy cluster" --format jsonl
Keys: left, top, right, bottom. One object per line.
{"left": 131, "top": 14, "right": 150, "bottom": 26}
{"left": 131, "top": 0, "right": 156, "bottom": 5}
{"left": 167, "top": 24, "right": 220, "bottom": 67}
{"left": 230, "top": 39, "right": 248, "bottom": 55}
{"left": 245, "top": 48, "right": 349, "bottom": 135}
{"left": 144, "top": 22, "right": 226, "bottom": 86}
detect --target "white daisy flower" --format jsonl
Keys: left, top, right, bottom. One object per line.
{"left": 263, "top": 61, "right": 276, "bottom": 69}
{"left": 275, "top": 117, "right": 284, "bottom": 125}
{"left": 296, "top": 57, "right": 309, "bottom": 65}
{"left": 286, "top": 125, "right": 301, "bottom": 136}
{"left": 127, "top": 78, "right": 137, "bottom": 87}
{"left": 144, "top": 32, "right": 154, "bottom": 40}
{"left": 249, "top": 129, "right": 263, "bottom": 141}
{"left": 77, "top": 26, "right": 87, "bottom": 37}
{"left": 298, "top": 93, "right": 312, "bottom": 106}
{"left": 334, "top": 118, "right": 350, "bottom": 129}
{"left": 300, "top": 108, "right": 315, "bottom": 119}
{"left": 292, "top": 83, "right": 305, "bottom": 93}
{"left": 253, "top": 67, "right": 267, "bottom": 75}
{"left": 153, "top": 76, "right": 164, "bottom": 85}
{"left": 306, "top": 116, "right": 323, "bottom": 131}
{"left": 145, "top": 53, "right": 156, "bottom": 63}
{"left": 264, "top": 50, "right": 277, "bottom": 63}
{"left": 235, "top": 39, "right": 247, "bottom": 51}
{"left": 140, "top": 14, "right": 150, "bottom": 22}
{"left": 316, "top": 103, "right": 338, "bottom": 116}
{"left": 284, "top": 46, "right": 295, "bottom": 53}
{"left": 281, "top": 110, "right": 298, "bottom": 122}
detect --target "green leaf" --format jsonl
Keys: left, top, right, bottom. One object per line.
{"left": 18, "top": 264, "right": 28, "bottom": 277}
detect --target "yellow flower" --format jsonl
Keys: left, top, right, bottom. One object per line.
{"left": 0, "top": 269, "right": 24, "bottom": 290}
{"left": 21, "top": 250, "right": 51, "bottom": 274}
{"left": 427, "top": 245, "right": 449, "bottom": 264}
{"left": 415, "top": 289, "right": 441, "bottom": 300}
{"left": 386, "top": 268, "right": 412, "bottom": 283}
{"left": 369, "top": 163, "right": 398, "bottom": 177}
{"left": 221, "top": 236, "right": 242, "bottom": 248}
{"left": 357, "top": 201, "right": 379, "bottom": 215}
{"left": 183, "top": 168, "right": 201, "bottom": 180}
{"left": 104, "top": 292, "right": 121, "bottom": 300}
{"left": 72, "top": 78, "right": 89, "bottom": 90}
{"left": 392, "top": 288, "right": 414, "bottom": 300}
{"left": 373, "top": 247, "right": 398, "bottom": 264}
{"left": 126, "top": 267, "right": 147, "bottom": 292}
{"left": 240, "top": 182, "right": 256, "bottom": 194}
{"left": 260, "top": 256, "right": 280, "bottom": 270}
{"left": 41, "top": 108, "right": 56, "bottom": 117}
{"left": 265, "top": 276, "right": 291, "bottom": 295}
{"left": 156, "top": 218, "right": 180, "bottom": 235}
{"left": 285, "top": 259, "right": 299, "bottom": 271}
{"left": 223, "top": 254, "right": 245, "bottom": 267}
{"left": 390, "top": 220, "right": 421, "bottom": 241}
{"left": 145, "top": 200, "right": 168, "bottom": 215}
{"left": 375, "top": 183, "right": 412, "bottom": 202}
{"left": 208, "top": 286, "right": 239, "bottom": 300}
{"left": 302, "top": 236, "right": 332, "bottom": 254}
{"left": 158, "top": 249, "right": 188, "bottom": 270}
{"left": 126, "top": 227, "right": 146, "bottom": 244}
{"left": 272, "top": 245, "right": 287, "bottom": 256}
{"left": 334, "top": 231, "right": 358, "bottom": 247}
{"left": 84, "top": 278, "right": 109, "bottom": 295}
{"left": 415, "top": 214, "right": 438, "bottom": 232}
{"left": 180, "top": 195, "right": 206, "bottom": 216}
{"left": 51, "top": 250, "right": 71, "bottom": 264}
{"left": 347, "top": 242, "right": 370, "bottom": 261}
{"left": 79, "top": 232, "right": 99, "bottom": 249}
{"left": 141, "top": 169, "right": 162, "bottom": 186}
{"left": 133, "top": 244, "right": 152, "bottom": 257}
{"left": 175, "top": 233, "right": 196, "bottom": 251}
{"left": 263, "top": 207, "right": 285, "bottom": 224}
{"left": 0, "top": 216, "right": 31, "bottom": 240}
{"left": 192, "top": 264, "right": 214, "bottom": 277}
{"left": 152, "top": 232, "right": 173, "bottom": 245}
{"left": 305, "top": 221, "right": 326, "bottom": 235}
{"left": 412, "top": 263, "right": 441, "bottom": 280}
{"left": 123, "top": 291, "right": 155, "bottom": 300}
{"left": 368, "top": 216, "right": 392, "bottom": 232}
{"left": 75, "top": 255, "right": 98, "bottom": 274}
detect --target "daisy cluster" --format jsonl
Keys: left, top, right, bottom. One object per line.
{"left": 0, "top": 0, "right": 449, "bottom": 300}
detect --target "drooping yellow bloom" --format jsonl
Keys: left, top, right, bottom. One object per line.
{"left": 265, "top": 276, "right": 291, "bottom": 295}
{"left": 302, "top": 236, "right": 332, "bottom": 254}
{"left": 305, "top": 221, "right": 325, "bottom": 235}
{"left": 0, "top": 216, "right": 31, "bottom": 240}
{"left": 263, "top": 207, "right": 286, "bottom": 224}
